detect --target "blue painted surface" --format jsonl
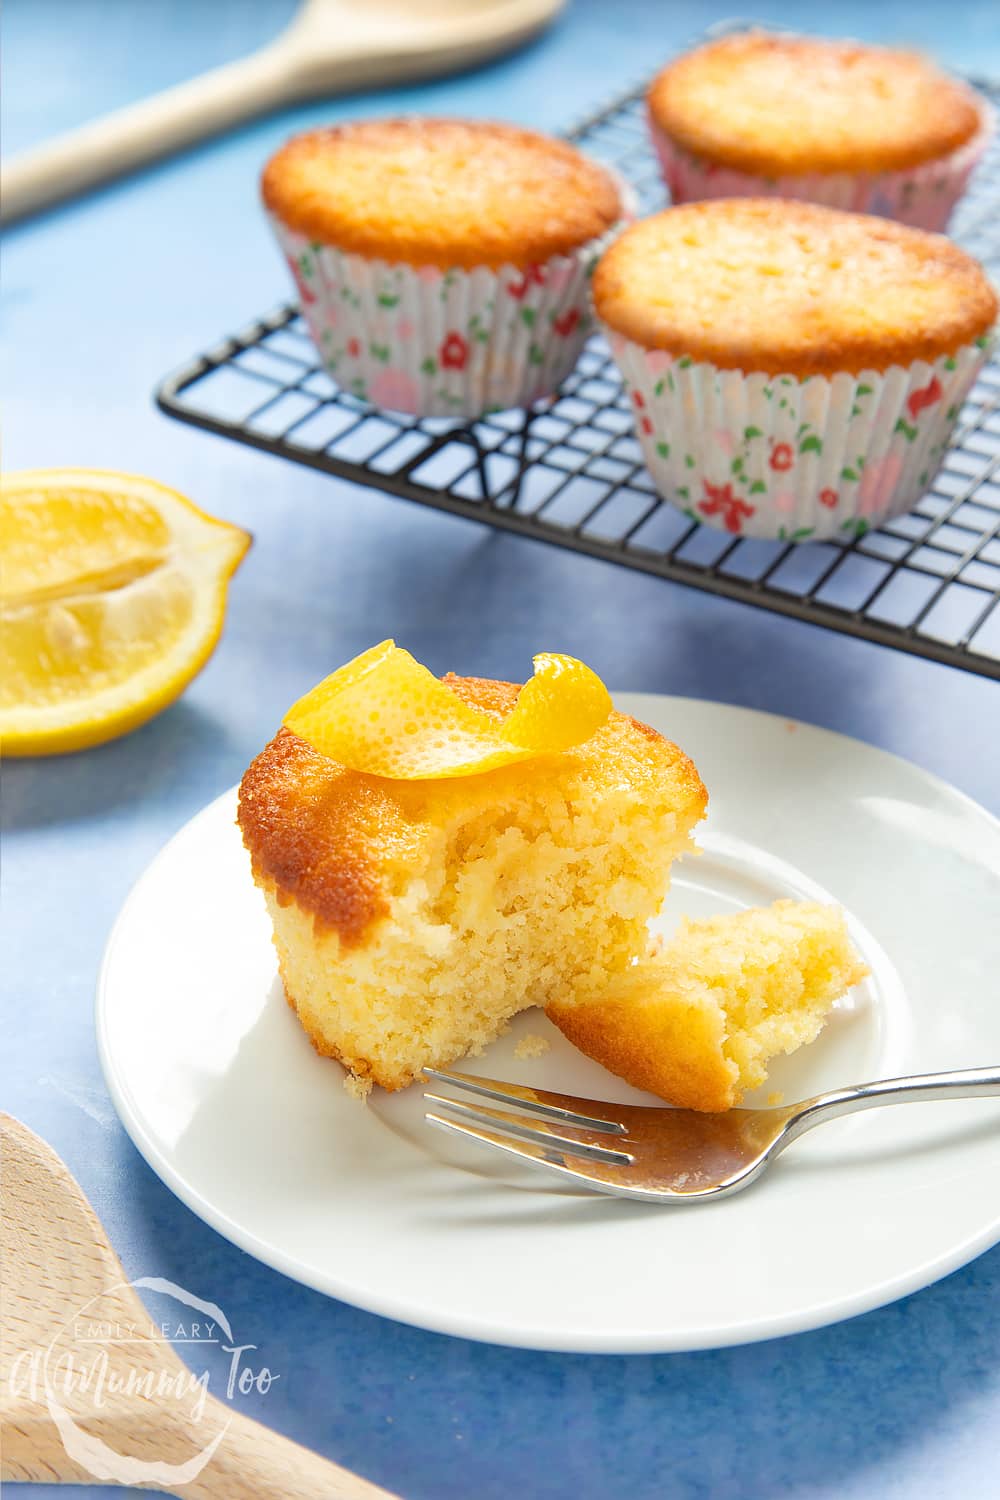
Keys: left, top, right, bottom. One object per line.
{"left": 3, "top": 2, "right": 1000, "bottom": 1496}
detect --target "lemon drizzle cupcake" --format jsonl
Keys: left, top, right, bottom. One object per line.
{"left": 592, "top": 200, "right": 997, "bottom": 542}
{"left": 648, "top": 32, "right": 991, "bottom": 232}
{"left": 261, "top": 118, "right": 624, "bottom": 418}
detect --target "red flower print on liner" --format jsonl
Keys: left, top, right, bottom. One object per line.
{"left": 346, "top": 337, "right": 361, "bottom": 358}
{"left": 286, "top": 256, "right": 316, "bottom": 306}
{"left": 698, "top": 480, "right": 755, "bottom": 535}
{"left": 769, "top": 442, "right": 794, "bottom": 472}
{"left": 640, "top": 416, "right": 654, "bottom": 435}
{"left": 632, "top": 390, "right": 645, "bottom": 409}
{"left": 907, "top": 375, "right": 942, "bottom": 419}
{"left": 507, "top": 265, "right": 547, "bottom": 299}
{"left": 440, "top": 332, "right": 469, "bottom": 371}
{"left": 818, "top": 488, "right": 839, "bottom": 509}
{"left": 552, "top": 307, "right": 581, "bottom": 338}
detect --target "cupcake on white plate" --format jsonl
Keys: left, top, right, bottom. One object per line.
{"left": 261, "top": 118, "right": 624, "bottom": 418}
{"left": 647, "top": 31, "right": 992, "bottom": 232}
{"left": 592, "top": 199, "right": 997, "bottom": 542}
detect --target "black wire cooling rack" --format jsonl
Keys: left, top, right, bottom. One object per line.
{"left": 155, "top": 66, "right": 1000, "bottom": 680}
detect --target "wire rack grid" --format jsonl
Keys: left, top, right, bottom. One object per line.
{"left": 155, "top": 70, "right": 1000, "bottom": 680}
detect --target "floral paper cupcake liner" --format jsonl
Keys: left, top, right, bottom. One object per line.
{"left": 271, "top": 216, "right": 622, "bottom": 419}
{"left": 649, "top": 105, "right": 993, "bottom": 232}
{"left": 602, "top": 329, "right": 996, "bottom": 542}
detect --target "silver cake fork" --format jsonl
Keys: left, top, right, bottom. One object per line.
{"left": 423, "top": 1064, "right": 1000, "bottom": 1202}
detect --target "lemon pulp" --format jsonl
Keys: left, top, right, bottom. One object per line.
{"left": 1, "top": 469, "right": 250, "bottom": 755}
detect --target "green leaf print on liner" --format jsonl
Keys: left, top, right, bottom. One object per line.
{"left": 947, "top": 404, "right": 959, "bottom": 421}
{"left": 377, "top": 293, "right": 400, "bottom": 308}
{"left": 779, "top": 377, "right": 794, "bottom": 386}
{"left": 841, "top": 467, "right": 859, "bottom": 482}
{"left": 654, "top": 379, "right": 666, "bottom": 397}
{"left": 731, "top": 458, "right": 744, "bottom": 475}
{"left": 919, "top": 470, "right": 929, "bottom": 487}
{"left": 850, "top": 406, "right": 862, "bottom": 419}
{"left": 310, "top": 241, "right": 323, "bottom": 256}
{"left": 420, "top": 356, "right": 437, "bottom": 375}
{"left": 682, "top": 505, "right": 697, "bottom": 519}
{"left": 778, "top": 399, "right": 788, "bottom": 410}
{"left": 975, "top": 336, "right": 988, "bottom": 349}
{"left": 684, "top": 455, "right": 695, "bottom": 469}
{"left": 799, "top": 435, "right": 823, "bottom": 454}
{"left": 749, "top": 481, "right": 767, "bottom": 495}
{"left": 857, "top": 384, "right": 873, "bottom": 395}
{"left": 678, "top": 487, "right": 690, "bottom": 501}
{"left": 894, "top": 417, "right": 918, "bottom": 441}
{"left": 528, "top": 343, "right": 544, "bottom": 366}
{"left": 298, "top": 253, "right": 313, "bottom": 277}
{"left": 778, "top": 525, "right": 815, "bottom": 541}
{"left": 763, "top": 387, "right": 773, "bottom": 400}
{"left": 370, "top": 342, "right": 390, "bottom": 364}
{"left": 841, "top": 517, "right": 868, "bottom": 537}
{"left": 678, "top": 356, "right": 692, "bottom": 368}
{"left": 743, "top": 426, "right": 763, "bottom": 440}
{"left": 656, "top": 441, "right": 670, "bottom": 458}
{"left": 520, "top": 308, "right": 536, "bottom": 329}
{"left": 944, "top": 357, "right": 957, "bottom": 370}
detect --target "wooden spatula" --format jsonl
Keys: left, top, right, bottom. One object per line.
{"left": 1, "top": 1113, "right": 397, "bottom": 1497}
{"left": 0, "top": 0, "right": 565, "bottom": 225}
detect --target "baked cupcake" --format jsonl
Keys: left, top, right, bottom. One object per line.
{"left": 548, "top": 901, "right": 868, "bottom": 1112}
{"left": 238, "top": 643, "right": 707, "bottom": 1093}
{"left": 261, "top": 118, "right": 623, "bottom": 418}
{"left": 593, "top": 200, "right": 997, "bottom": 541}
{"left": 648, "top": 31, "right": 991, "bottom": 231}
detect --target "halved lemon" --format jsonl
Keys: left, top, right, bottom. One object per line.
{"left": 284, "top": 640, "right": 613, "bottom": 778}
{"left": 1, "top": 469, "right": 250, "bottom": 756}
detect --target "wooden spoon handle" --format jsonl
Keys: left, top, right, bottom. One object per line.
{"left": 0, "top": 45, "right": 292, "bottom": 224}
{"left": 176, "top": 1396, "right": 399, "bottom": 1500}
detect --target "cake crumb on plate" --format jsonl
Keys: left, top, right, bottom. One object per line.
{"left": 514, "top": 1034, "right": 551, "bottom": 1060}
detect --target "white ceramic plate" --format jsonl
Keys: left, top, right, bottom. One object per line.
{"left": 97, "top": 696, "right": 1000, "bottom": 1353}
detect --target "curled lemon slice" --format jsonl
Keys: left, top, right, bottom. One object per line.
{"left": 1, "top": 469, "right": 250, "bottom": 756}
{"left": 283, "top": 641, "right": 612, "bottom": 779}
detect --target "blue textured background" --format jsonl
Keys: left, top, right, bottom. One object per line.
{"left": 3, "top": 3, "right": 1000, "bottom": 1496}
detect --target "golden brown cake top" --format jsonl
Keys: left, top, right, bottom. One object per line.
{"left": 238, "top": 675, "right": 707, "bottom": 946}
{"left": 592, "top": 200, "right": 997, "bottom": 376}
{"left": 261, "top": 118, "right": 622, "bottom": 270}
{"left": 647, "top": 32, "right": 984, "bottom": 177}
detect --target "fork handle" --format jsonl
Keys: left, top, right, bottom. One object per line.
{"left": 784, "top": 1065, "right": 1000, "bottom": 1143}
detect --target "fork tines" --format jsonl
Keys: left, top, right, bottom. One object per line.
{"left": 422, "top": 1066, "right": 634, "bottom": 1168}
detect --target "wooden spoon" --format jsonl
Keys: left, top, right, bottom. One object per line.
{"left": 0, "top": 1113, "right": 397, "bottom": 1497}
{"left": 0, "top": 0, "right": 565, "bottom": 224}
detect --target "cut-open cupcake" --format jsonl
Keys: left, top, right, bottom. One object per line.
{"left": 238, "top": 644, "right": 707, "bottom": 1093}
